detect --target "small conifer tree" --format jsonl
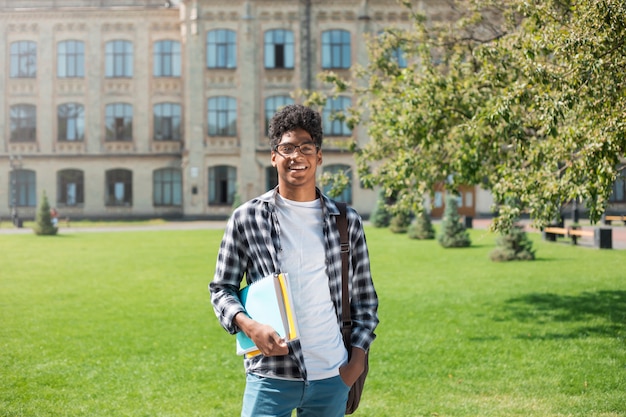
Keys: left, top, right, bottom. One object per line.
{"left": 490, "top": 225, "right": 535, "bottom": 262}
{"left": 408, "top": 208, "right": 435, "bottom": 240}
{"left": 437, "top": 194, "right": 471, "bottom": 248}
{"left": 33, "top": 190, "right": 58, "bottom": 236}
{"left": 369, "top": 189, "right": 392, "bottom": 228}
{"left": 389, "top": 210, "right": 411, "bottom": 234}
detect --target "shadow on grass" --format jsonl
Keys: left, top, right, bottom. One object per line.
{"left": 502, "top": 290, "right": 626, "bottom": 339}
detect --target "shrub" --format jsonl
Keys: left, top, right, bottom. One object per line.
{"left": 33, "top": 190, "right": 58, "bottom": 236}
{"left": 437, "top": 194, "right": 471, "bottom": 248}
{"left": 389, "top": 210, "right": 411, "bottom": 234}
{"left": 408, "top": 209, "right": 435, "bottom": 240}
{"left": 490, "top": 225, "right": 536, "bottom": 262}
{"left": 370, "top": 190, "right": 392, "bottom": 228}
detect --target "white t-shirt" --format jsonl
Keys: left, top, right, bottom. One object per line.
{"left": 275, "top": 194, "right": 348, "bottom": 380}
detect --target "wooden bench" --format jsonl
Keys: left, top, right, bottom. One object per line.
{"left": 543, "top": 226, "right": 612, "bottom": 249}
{"left": 603, "top": 215, "right": 626, "bottom": 226}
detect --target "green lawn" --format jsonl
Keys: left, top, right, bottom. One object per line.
{"left": 1, "top": 227, "right": 624, "bottom": 416}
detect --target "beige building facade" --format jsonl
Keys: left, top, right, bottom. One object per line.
{"left": 1, "top": 0, "right": 624, "bottom": 222}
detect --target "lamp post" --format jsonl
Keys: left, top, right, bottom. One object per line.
{"left": 9, "top": 154, "right": 23, "bottom": 228}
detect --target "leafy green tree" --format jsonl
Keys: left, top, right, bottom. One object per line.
{"left": 438, "top": 194, "right": 471, "bottom": 248}
{"left": 33, "top": 190, "right": 58, "bottom": 236}
{"left": 311, "top": 0, "right": 626, "bottom": 233}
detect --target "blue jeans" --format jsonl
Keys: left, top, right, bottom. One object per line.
{"left": 241, "top": 373, "right": 350, "bottom": 417}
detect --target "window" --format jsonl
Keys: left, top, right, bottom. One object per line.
{"left": 57, "top": 103, "right": 85, "bottom": 141}
{"left": 153, "top": 103, "right": 181, "bottom": 141}
{"left": 154, "top": 168, "right": 182, "bottom": 206}
{"left": 105, "top": 103, "right": 133, "bottom": 141}
{"left": 57, "top": 169, "right": 84, "bottom": 206}
{"left": 323, "top": 164, "right": 352, "bottom": 204}
{"left": 105, "top": 169, "right": 132, "bottom": 206}
{"left": 322, "top": 30, "right": 351, "bottom": 69}
{"left": 10, "top": 104, "right": 36, "bottom": 142}
{"left": 208, "top": 165, "right": 237, "bottom": 205}
{"left": 207, "top": 29, "right": 236, "bottom": 69}
{"left": 323, "top": 97, "right": 352, "bottom": 136}
{"left": 265, "top": 95, "right": 294, "bottom": 135}
{"left": 391, "top": 46, "right": 407, "bottom": 68}
{"left": 610, "top": 169, "right": 626, "bottom": 203}
{"left": 266, "top": 166, "right": 278, "bottom": 191}
{"left": 10, "top": 41, "right": 36, "bottom": 78}
{"left": 105, "top": 40, "right": 133, "bottom": 77}
{"left": 57, "top": 40, "right": 84, "bottom": 78}
{"left": 264, "top": 29, "right": 294, "bottom": 69}
{"left": 10, "top": 169, "right": 36, "bottom": 207}
{"left": 153, "top": 40, "right": 181, "bottom": 77}
{"left": 207, "top": 96, "right": 237, "bottom": 136}
{"left": 378, "top": 31, "right": 407, "bottom": 69}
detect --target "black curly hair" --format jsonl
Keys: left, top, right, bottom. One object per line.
{"left": 268, "top": 104, "right": 323, "bottom": 149}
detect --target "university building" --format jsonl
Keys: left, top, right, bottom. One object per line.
{"left": 1, "top": 0, "right": 623, "bottom": 222}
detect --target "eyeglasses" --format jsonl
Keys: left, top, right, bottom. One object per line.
{"left": 273, "top": 142, "right": 319, "bottom": 156}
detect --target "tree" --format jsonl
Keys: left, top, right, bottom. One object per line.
{"left": 490, "top": 225, "right": 535, "bottom": 262}
{"left": 33, "top": 190, "right": 58, "bottom": 236}
{"left": 438, "top": 194, "right": 471, "bottom": 248}
{"left": 311, "top": 0, "right": 626, "bottom": 233}
{"left": 369, "top": 189, "right": 392, "bottom": 228}
{"left": 389, "top": 210, "right": 412, "bottom": 234}
{"left": 408, "top": 207, "right": 435, "bottom": 240}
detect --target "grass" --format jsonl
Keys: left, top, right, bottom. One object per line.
{"left": 0, "top": 227, "right": 624, "bottom": 416}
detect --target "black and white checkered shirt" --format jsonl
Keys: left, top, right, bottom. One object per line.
{"left": 210, "top": 187, "right": 379, "bottom": 381}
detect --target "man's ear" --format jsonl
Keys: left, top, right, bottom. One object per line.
{"left": 271, "top": 151, "right": 277, "bottom": 167}
{"left": 317, "top": 149, "right": 323, "bottom": 166}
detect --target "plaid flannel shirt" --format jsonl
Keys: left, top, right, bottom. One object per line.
{"left": 209, "top": 187, "right": 379, "bottom": 381}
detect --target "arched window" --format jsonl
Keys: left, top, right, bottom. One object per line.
{"left": 57, "top": 169, "right": 84, "bottom": 206}
{"left": 264, "top": 95, "right": 294, "bottom": 135}
{"left": 323, "top": 164, "right": 352, "bottom": 204}
{"left": 323, "top": 97, "right": 351, "bottom": 136}
{"left": 105, "top": 103, "right": 133, "bottom": 141}
{"left": 105, "top": 40, "right": 133, "bottom": 77}
{"left": 207, "top": 96, "right": 237, "bottom": 136}
{"left": 207, "top": 29, "right": 236, "bottom": 69}
{"left": 264, "top": 29, "right": 294, "bottom": 69}
{"left": 10, "top": 41, "right": 37, "bottom": 78}
{"left": 321, "top": 30, "right": 351, "bottom": 69}
{"left": 10, "top": 169, "right": 36, "bottom": 207}
{"left": 10, "top": 104, "right": 37, "bottom": 142}
{"left": 153, "top": 102, "right": 182, "bottom": 141}
{"left": 105, "top": 169, "right": 132, "bottom": 206}
{"left": 57, "top": 40, "right": 85, "bottom": 78}
{"left": 153, "top": 40, "right": 181, "bottom": 77}
{"left": 153, "top": 168, "right": 182, "bottom": 206}
{"left": 208, "top": 165, "right": 237, "bottom": 205}
{"left": 57, "top": 103, "right": 85, "bottom": 141}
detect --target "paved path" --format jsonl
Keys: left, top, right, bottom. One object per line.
{"left": 2, "top": 218, "right": 625, "bottom": 249}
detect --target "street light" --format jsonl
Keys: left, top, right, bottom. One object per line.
{"left": 9, "top": 154, "right": 23, "bottom": 228}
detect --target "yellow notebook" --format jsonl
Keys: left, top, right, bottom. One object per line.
{"left": 236, "top": 273, "right": 299, "bottom": 357}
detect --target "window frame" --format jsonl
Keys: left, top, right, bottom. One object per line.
{"left": 264, "top": 29, "right": 294, "bottom": 69}
{"left": 206, "top": 29, "right": 237, "bottom": 69}
{"left": 153, "top": 168, "right": 182, "bottom": 207}
{"left": 323, "top": 96, "right": 352, "bottom": 136}
{"left": 10, "top": 40, "right": 37, "bottom": 78}
{"left": 57, "top": 103, "right": 85, "bottom": 142}
{"left": 321, "top": 29, "right": 351, "bottom": 69}
{"left": 57, "top": 40, "right": 85, "bottom": 78}
{"left": 153, "top": 40, "right": 181, "bottom": 77}
{"left": 105, "top": 103, "right": 133, "bottom": 141}
{"left": 207, "top": 96, "right": 237, "bottom": 137}
{"left": 208, "top": 165, "right": 237, "bottom": 206}
{"left": 264, "top": 95, "right": 294, "bottom": 136}
{"left": 105, "top": 169, "right": 133, "bottom": 206}
{"left": 153, "top": 102, "right": 182, "bottom": 141}
{"left": 10, "top": 104, "right": 37, "bottom": 142}
{"left": 609, "top": 168, "right": 626, "bottom": 203}
{"left": 57, "top": 169, "right": 84, "bottom": 206}
{"left": 10, "top": 169, "right": 37, "bottom": 207}
{"left": 105, "top": 40, "right": 133, "bottom": 78}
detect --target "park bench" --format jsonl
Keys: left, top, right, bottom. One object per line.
{"left": 603, "top": 215, "right": 626, "bottom": 226}
{"left": 543, "top": 226, "right": 612, "bottom": 249}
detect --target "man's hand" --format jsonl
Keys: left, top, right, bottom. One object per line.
{"left": 234, "top": 312, "right": 289, "bottom": 357}
{"left": 339, "top": 347, "right": 366, "bottom": 387}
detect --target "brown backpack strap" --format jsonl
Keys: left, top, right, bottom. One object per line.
{"left": 336, "top": 202, "right": 351, "bottom": 350}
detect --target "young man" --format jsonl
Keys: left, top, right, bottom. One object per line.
{"left": 210, "top": 104, "right": 378, "bottom": 417}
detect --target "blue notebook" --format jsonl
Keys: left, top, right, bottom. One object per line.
{"left": 236, "top": 273, "right": 299, "bottom": 356}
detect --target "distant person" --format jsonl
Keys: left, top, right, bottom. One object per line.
{"left": 209, "top": 104, "right": 379, "bottom": 417}
{"left": 50, "top": 207, "right": 59, "bottom": 227}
